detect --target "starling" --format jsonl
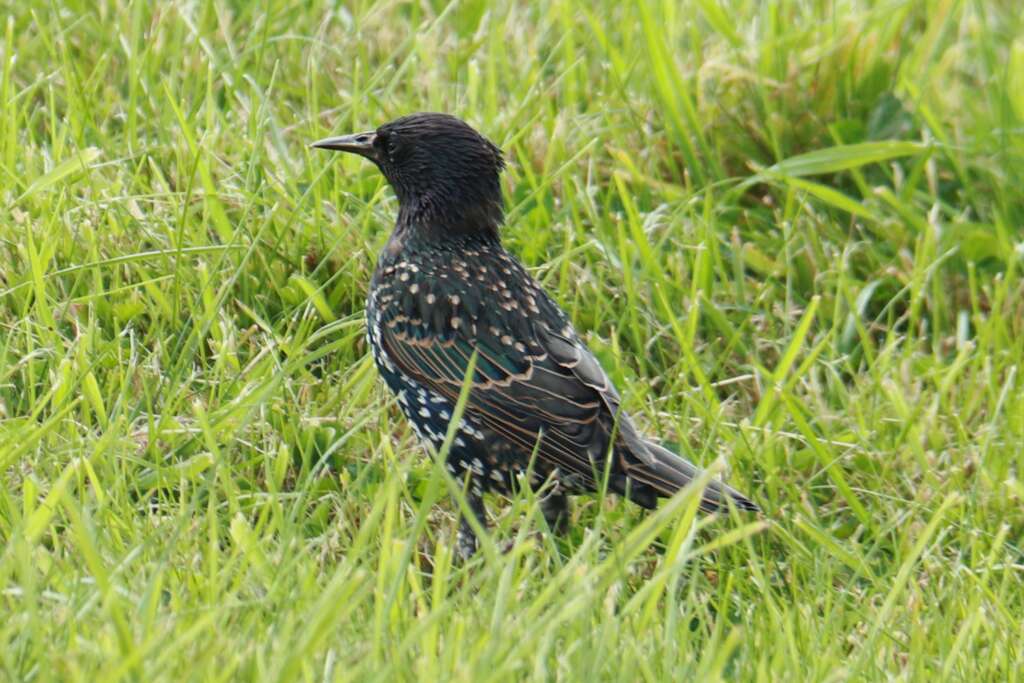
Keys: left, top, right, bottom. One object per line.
{"left": 313, "top": 113, "right": 758, "bottom": 559}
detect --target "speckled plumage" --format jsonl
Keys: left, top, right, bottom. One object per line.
{"left": 314, "top": 113, "right": 758, "bottom": 558}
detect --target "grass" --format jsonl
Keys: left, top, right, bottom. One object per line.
{"left": 1, "top": 0, "right": 1022, "bottom": 679}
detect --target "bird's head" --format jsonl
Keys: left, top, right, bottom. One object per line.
{"left": 313, "top": 113, "right": 505, "bottom": 238}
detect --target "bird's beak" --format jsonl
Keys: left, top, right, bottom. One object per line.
{"left": 310, "top": 131, "right": 378, "bottom": 161}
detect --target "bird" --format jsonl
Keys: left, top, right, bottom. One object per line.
{"left": 312, "top": 113, "right": 758, "bottom": 559}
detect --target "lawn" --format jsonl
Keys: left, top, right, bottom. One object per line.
{"left": 1, "top": 0, "right": 1022, "bottom": 680}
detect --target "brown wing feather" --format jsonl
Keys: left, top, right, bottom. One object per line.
{"left": 379, "top": 307, "right": 614, "bottom": 488}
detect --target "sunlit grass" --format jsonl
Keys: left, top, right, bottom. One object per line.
{"left": 1, "top": 0, "right": 1022, "bottom": 680}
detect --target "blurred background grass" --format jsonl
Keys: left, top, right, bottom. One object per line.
{"left": 1, "top": 0, "right": 1022, "bottom": 680}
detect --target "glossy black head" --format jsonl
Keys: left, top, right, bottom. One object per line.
{"left": 313, "top": 113, "right": 505, "bottom": 237}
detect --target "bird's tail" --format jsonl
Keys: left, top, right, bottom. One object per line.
{"left": 627, "top": 439, "right": 760, "bottom": 513}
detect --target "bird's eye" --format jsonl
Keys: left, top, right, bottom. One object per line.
{"left": 386, "top": 139, "right": 398, "bottom": 158}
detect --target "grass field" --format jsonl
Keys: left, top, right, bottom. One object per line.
{"left": 2, "top": 0, "right": 1023, "bottom": 680}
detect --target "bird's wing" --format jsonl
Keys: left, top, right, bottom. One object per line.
{"left": 377, "top": 294, "right": 620, "bottom": 488}
{"left": 531, "top": 317, "right": 759, "bottom": 510}
{"left": 376, "top": 278, "right": 757, "bottom": 511}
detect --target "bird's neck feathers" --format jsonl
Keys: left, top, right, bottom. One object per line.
{"left": 384, "top": 197, "right": 503, "bottom": 262}
{"left": 392, "top": 172, "right": 504, "bottom": 244}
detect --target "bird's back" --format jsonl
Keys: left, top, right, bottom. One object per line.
{"left": 365, "top": 230, "right": 757, "bottom": 512}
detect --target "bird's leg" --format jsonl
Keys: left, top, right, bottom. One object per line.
{"left": 456, "top": 486, "right": 487, "bottom": 561}
{"left": 540, "top": 488, "right": 570, "bottom": 535}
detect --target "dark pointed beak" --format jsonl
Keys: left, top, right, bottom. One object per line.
{"left": 310, "top": 131, "right": 378, "bottom": 161}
